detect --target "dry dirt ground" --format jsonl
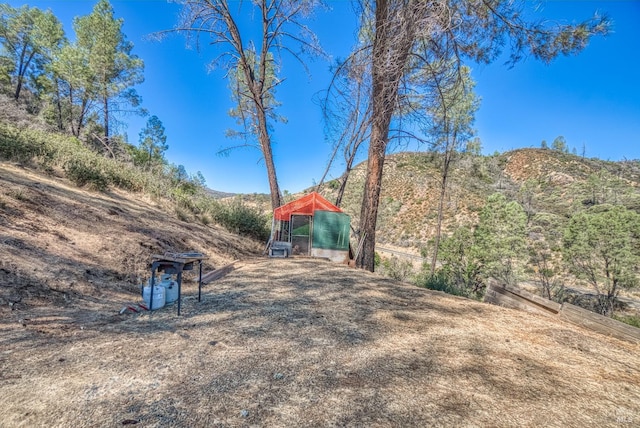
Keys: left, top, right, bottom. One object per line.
{"left": 2, "top": 259, "right": 639, "bottom": 427}
{"left": 1, "top": 163, "right": 639, "bottom": 427}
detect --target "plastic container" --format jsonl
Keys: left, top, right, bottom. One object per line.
{"left": 142, "top": 284, "right": 166, "bottom": 310}
{"left": 159, "top": 274, "right": 179, "bottom": 304}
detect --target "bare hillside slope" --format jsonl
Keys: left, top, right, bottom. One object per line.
{"left": 0, "top": 162, "right": 263, "bottom": 326}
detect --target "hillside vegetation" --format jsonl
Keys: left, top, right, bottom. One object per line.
{"left": 3, "top": 99, "right": 640, "bottom": 323}
{"left": 325, "top": 149, "right": 640, "bottom": 248}
{"left": 0, "top": 102, "right": 270, "bottom": 314}
{"left": 311, "top": 149, "right": 640, "bottom": 320}
{"left": 0, "top": 161, "right": 263, "bottom": 315}
{"left": 1, "top": 0, "right": 637, "bottom": 322}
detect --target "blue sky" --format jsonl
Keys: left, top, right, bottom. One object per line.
{"left": 7, "top": 1, "right": 640, "bottom": 194}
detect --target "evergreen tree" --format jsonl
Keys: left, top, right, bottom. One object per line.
{"left": 0, "top": 4, "right": 64, "bottom": 100}
{"left": 563, "top": 205, "right": 640, "bottom": 316}
{"left": 74, "top": 0, "right": 143, "bottom": 146}
{"left": 137, "top": 115, "right": 168, "bottom": 170}
{"left": 474, "top": 193, "right": 527, "bottom": 286}
{"left": 354, "top": 0, "right": 608, "bottom": 271}
{"left": 176, "top": 0, "right": 323, "bottom": 210}
{"left": 527, "top": 212, "right": 565, "bottom": 302}
{"left": 465, "top": 137, "right": 482, "bottom": 156}
{"left": 49, "top": 42, "right": 95, "bottom": 136}
{"left": 552, "top": 136, "right": 568, "bottom": 152}
{"left": 438, "top": 226, "right": 483, "bottom": 296}
{"left": 426, "top": 65, "right": 480, "bottom": 275}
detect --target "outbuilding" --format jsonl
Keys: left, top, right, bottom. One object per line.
{"left": 269, "top": 192, "right": 351, "bottom": 263}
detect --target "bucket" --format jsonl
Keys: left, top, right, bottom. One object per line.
{"left": 160, "top": 275, "right": 179, "bottom": 304}
{"left": 142, "top": 284, "right": 166, "bottom": 310}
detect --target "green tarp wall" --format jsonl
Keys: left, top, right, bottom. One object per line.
{"left": 312, "top": 210, "right": 350, "bottom": 250}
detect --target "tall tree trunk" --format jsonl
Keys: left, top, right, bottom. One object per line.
{"left": 75, "top": 95, "right": 89, "bottom": 137}
{"left": 217, "top": 0, "right": 283, "bottom": 211}
{"left": 356, "top": 0, "right": 416, "bottom": 271}
{"left": 14, "top": 47, "right": 36, "bottom": 100}
{"left": 14, "top": 76, "right": 23, "bottom": 101}
{"left": 430, "top": 152, "right": 450, "bottom": 275}
{"left": 68, "top": 86, "right": 77, "bottom": 136}
{"left": 55, "top": 80, "right": 64, "bottom": 131}
{"left": 258, "top": 110, "right": 282, "bottom": 210}
{"left": 14, "top": 45, "right": 27, "bottom": 100}
{"left": 259, "top": 2, "right": 281, "bottom": 210}
{"left": 357, "top": 120, "right": 389, "bottom": 271}
{"left": 248, "top": 58, "right": 281, "bottom": 210}
{"left": 333, "top": 137, "right": 362, "bottom": 208}
{"left": 334, "top": 166, "right": 351, "bottom": 208}
{"left": 103, "top": 94, "right": 110, "bottom": 149}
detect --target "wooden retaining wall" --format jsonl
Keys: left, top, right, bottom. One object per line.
{"left": 484, "top": 282, "right": 640, "bottom": 344}
{"left": 201, "top": 261, "right": 238, "bottom": 284}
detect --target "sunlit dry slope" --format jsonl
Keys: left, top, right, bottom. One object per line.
{"left": 0, "top": 162, "right": 263, "bottom": 321}
{"left": 1, "top": 258, "right": 638, "bottom": 426}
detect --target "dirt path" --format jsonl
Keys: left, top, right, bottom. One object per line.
{"left": 1, "top": 258, "right": 638, "bottom": 427}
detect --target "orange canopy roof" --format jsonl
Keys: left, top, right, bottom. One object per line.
{"left": 273, "top": 192, "right": 342, "bottom": 221}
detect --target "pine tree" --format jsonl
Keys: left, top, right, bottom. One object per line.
{"left": 73, "top": 0, "right": 143, "bottom": 146}
{"left": 474, "top": 193, "right": 527, "bottom": 286}
{"left": 354, "top": 0, "right": 609, "bottom": 271}
{"left": 137, "top": 115, "right": 168, "bottom": 170}
{"left": 563, "top": 205, "right": 640, "bottom": 316}
{"left": 0, "top": 4, "right": 64, "bottom": 100}
{"left": 175, "top": 0, "right": 323, "bottom": 210}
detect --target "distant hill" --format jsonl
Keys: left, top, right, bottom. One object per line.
{"left": 236, "top": 149, "right": 639, "bottom": 315}
{"left": 313, "top": 149, "right": 640, "bottom": 250}
{"left": 205, "top": 187, "right": 237, "bottom": 199}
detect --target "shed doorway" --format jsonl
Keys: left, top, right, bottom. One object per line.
{"left": 291, "top": 215, "right": 311, "bottom": 256}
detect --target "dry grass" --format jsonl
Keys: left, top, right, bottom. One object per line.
{"left": 1, "top": 162, "right": 639, "bottom": 427}
{"left": 1, "top": 258, "right": 639, "bottom": 427}
{"left": 0, "top": 163, "right": 262, "bottom": 312}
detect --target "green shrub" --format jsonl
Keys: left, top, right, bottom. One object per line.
{"left": 613, "top": 314, "right": 640, "bottom": 329}
{"left": 103, "top": 162, "right": 144, "bottom": 192}
{"left": 0, "top": 122, "right": 148, "bottom": 192}
{"left": 199, "top": 214, "right": 211, "bottom": 226}
{"left": 0, "top": 122, "right": 49, "bottom": 163}
{"left": 327, "top": 179, "right": 340, "bottom": 190}
{"left": 380, "top": 256, "right": 414, "bottom": 281}
{"left": 212, "top": 199, "right": 269, "bottom": 241}
{"left": 416, "top": 272, "right": 464, "bottom": 297}
{"left": 175, "top": 206, "right": 191, "bottom": 222}
{"left": 63, "top": 158, "right": 109, "bottom": 191}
